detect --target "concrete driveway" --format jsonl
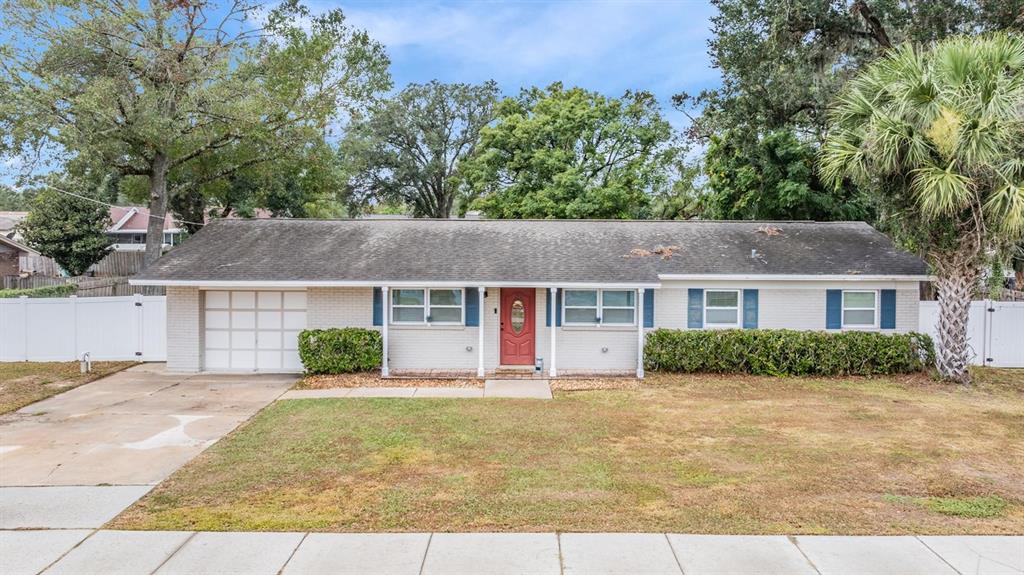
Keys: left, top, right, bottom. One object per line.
{"left": 0, "top": 364, "right": 296, "bottom": 529}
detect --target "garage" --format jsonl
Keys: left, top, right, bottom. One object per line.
{"left": 203, "top": 290, "right": 306, "bottom": 372}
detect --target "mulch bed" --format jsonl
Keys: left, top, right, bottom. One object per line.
{"left": 297, "top": 372, "right": 483, "bottom": 389}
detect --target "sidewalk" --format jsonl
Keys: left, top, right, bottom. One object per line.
{"left": 2, "top": 529, "right": 1020, "bottom": 575}
{"left": 280, "top": 379, "right": 554, "bottom": 400}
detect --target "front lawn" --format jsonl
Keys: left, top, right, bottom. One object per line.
{"left": 0, "top": 361, "right": 135, "bottom": 414}
{"left": 111, "top": 369, "right": 1024, "bottom": 534}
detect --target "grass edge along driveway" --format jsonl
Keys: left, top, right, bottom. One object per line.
{"left": 0, "top": 361, "right": 136, "bottom": 415}
{"left": 111, "top": 369, "right": 1024, "bottom": 535}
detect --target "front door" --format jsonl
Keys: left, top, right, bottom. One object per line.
{"left": 500, "top": 288, "right": 535, "bottom": 365}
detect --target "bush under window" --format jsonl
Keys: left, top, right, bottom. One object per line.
{"left": 298, "top": 328, "right": 383, "bottom": 374}
{"left": 644, "top": 329, "right": 934, "bottom": 376}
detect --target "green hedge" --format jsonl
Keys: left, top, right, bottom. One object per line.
{"left": 298, "top": 328, "right": 383, "bottom": 374}
{"left": 644, "top": 329, "right": 934, "bottom": 376}
{"left": 0, "top": 284, "right": 76, "bottom": 298}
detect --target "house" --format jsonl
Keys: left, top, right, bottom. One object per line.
{"left": 0, "top": 211, "right": 28, "bottom": 241}
{"left": 107, "top": 206, "right": 184, "bottom": 251}
{"left": 131, "top": 219, "right": 930, "bottom": 377}
{"left": 0, "top": 234, "right": 41, "bottom": 277}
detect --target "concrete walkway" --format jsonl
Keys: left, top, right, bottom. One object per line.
{"left": 280, "top": 379, "right": 553, "bottom": 400}
{"left": 1, "top": 530, "right": 1019, "bottom": 575}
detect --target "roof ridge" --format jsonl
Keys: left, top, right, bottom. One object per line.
{"left": 214, "top": 218, "right": 869, "bottom": 225}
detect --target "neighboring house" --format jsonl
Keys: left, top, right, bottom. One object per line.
{"left": 0, "top": 234, "right": 41, "bottom": 277}
{"left": 108, "top": 206, "right": 184, "bottom": 251}
{"left": 131, "top": 219, "right": 930, "bottom": 377}
{"left": 0, "top": 211, "right": 28, "bottom": 242}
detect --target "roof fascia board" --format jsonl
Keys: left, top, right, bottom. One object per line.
{"left": 658, "top": 274, "right": 933, "bottom": 281}
{"left": 129, "top": 279, "right": 663, "bottom": 289}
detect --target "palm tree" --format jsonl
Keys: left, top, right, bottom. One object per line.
{"left": 821, "top": 33, "right": 1024, "bottom": 383}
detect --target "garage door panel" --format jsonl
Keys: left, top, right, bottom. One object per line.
{"left": 257, "top": 311, "right": 282, "bottom": 329}
{"left": 284, "top": 292, "right": 306, "bottom": 309}
{"left": 231, "top": 291, "right": 256, "bottom": 309}
{"left": 205, "top": 311, "right": 230, "bottom": 329}
{"left": 204, "top": 291, "right": 306, "bottom": 372}
{"left": 205, "top": 349, "right": 230, "bottom": 370}
{"left": 258, "top": 291, "right": 282, "bottom": 309}
{"left": 257, "top": 331, "right": 282, "bottom": 349}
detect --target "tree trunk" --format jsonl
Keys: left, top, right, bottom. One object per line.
{"left": 933, "top": 270, "right": 978, "bottom": 383}
{"left": 144, "top": 152, "right": 170, "bottom": 267}
{"left": 931, "top": 230, "right": 984, "bottom": 384}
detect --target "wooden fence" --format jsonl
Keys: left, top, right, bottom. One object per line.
{"left": 1, "top": 275, "right": 164, "bottom": 296}
{"left": 90, "top": 251, "right": 146, "bottom": 277}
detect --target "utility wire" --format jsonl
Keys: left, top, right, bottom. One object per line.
{"left": 39, "top": 182, "right": 206, "bottom": 227}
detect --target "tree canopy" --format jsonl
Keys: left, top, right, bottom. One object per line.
{"left": 0, "top": 0, "right": 390, "bottom": 264}
{"left": 821, "top": 33, "right": 1024, "bottom": 383}
{"left": 340, "top": 80, "right": 500, "bottom": 218}
{"left": 464, "top": 83, "right": 676, "bottom": 219}
{"left": 18, "top": 182, "right": 111, "bottom": 276}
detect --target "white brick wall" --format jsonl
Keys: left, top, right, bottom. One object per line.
{"left": 166, "top": 286, "right": 201, "bottom": 372}
{"left": 655, "top": 281, "right": 919, "bottom": 333}
{"left": 307, "top": 287, "right": 374, "bottom": 329}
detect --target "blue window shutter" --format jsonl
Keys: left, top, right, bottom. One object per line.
{"left": 372, "top": 287, "right": 383, "bottom": 326}
{"left": 465, "top": 288, "right": 479, "bottom": 326}
{"left": 546, "top": 289, "right": 552, "bottom": 327}
{"left": 687, "top": 288, "right": 703, "bottom": 329}
{"left": 880, "top": 289, "right": 896, "bottom": 329}
{"left": 742, "top": 289, "right": 758, "bottom": 329}
{"left": 643, "top": 289, "right": 655, "bottom": 328}
{"left": 556, "top": 288, "right": 563, "bottom": 327}
{"left": 826, "top": 290, "right": 842, "bottom": 329}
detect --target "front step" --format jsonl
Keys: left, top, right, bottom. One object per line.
{"left": 494, "top": 365, "right": 539, "bottom": 377}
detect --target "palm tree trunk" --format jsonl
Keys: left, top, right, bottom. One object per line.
{"left": 934, "top": 269, "right": 978, "bottom": 383}
{"left": 931, "top": 231, "right": 984, "bottom": 384}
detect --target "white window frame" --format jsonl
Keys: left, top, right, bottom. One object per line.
{"left": 561, "top": 289, "right": 637, "bottom": 326}
{"left": 704, "top": 289, "right": 741, "bottom": 329}
{"left": 841, "top": 290, "right": 878, "bottom": 329}
{"left": 599, "top": 289, "right": 637, "bottom": 325}
{"left": 390, "top": 287, "right": 465, "bottom": 325}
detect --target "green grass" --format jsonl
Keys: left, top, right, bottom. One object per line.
{"left": 111, "top": 369, "right": 1024, "bottom": 534}
{"left": 0, "top": 361, "right": 135, "bottom": 414}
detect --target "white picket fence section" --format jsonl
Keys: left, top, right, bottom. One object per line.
{"left": 0, "top": 295, "right": 166, "bottom": 362}
{"left": 919, "top": 300, "right": 1024, "bottom": 368}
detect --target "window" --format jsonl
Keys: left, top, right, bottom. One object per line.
{"left": 704, "top": 290, "right": 740, "bottom": 328}
{"left": 842, "top": 290, "right": 877, "bottom": 327}
{"left": 390, "top": 288, "right": 463, "bottom": 324}
{"left": 601, "top": 290, "right": 635, "bottom": 324}
{"left": 562, "top": 289, "right": 636, "bottom": 325}
{"left": 428, "top": 288, "right": 463, "bottom": 323}
{"left": 564, "top": 290, "right": 598, "bottom": 324}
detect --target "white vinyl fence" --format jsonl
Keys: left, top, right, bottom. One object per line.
{"left": 0, "top": 295, "right": 166, "bottom": 362}
{"left": 919, "top": 300, "right": 1024, "bottom": 368}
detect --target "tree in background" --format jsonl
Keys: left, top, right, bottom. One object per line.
{"left": 18, "top": 184, "right": 111, "bottom": 276}
{"left": 0, "top": 0, "right": 390, "bottom": 265}
{"left": 821, "top": 34, "right": 1024, "bottom": 383}
{"left": 676, "top": 0, "right": 1022, "bottom": 222}
{"left": 702, "top": 129, "right": 873, "bottom": 221}
{"left": 339, "top": 80, "right": 499, "bottom": 218}
{"left": 464, "top": 83, "right": 676, "bottom": 219}
{"left": 0, "top": 185, "right": 33, "bottom": 211}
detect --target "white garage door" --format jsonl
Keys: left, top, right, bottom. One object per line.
{"left": 203, "top": 290, "right": 306, "bottom": 372}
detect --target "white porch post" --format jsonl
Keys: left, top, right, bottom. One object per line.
{"left": 477, "top": 286, "right": 485, "bottom": 378}
{"left": 549, "top": 287, "right": 557, "bottom": 378}
{"left": 637, "top": 288, "right": 645, "bottom": 379}
{"left": 381, "top": 286, "right": 389, "bottom": 377}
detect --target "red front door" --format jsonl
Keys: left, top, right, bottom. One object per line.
{"left": 500, "top": 288, "right": 535, "bottom": 365}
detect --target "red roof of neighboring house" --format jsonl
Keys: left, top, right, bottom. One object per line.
{"left": 109, "top": 206, "right": 180, "bottom": 232}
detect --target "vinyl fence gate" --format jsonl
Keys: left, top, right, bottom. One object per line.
{"left": 0, "top": 294, "right": 166, "bottom": 362}
{"left": 919, "top": 300, "right": 1024, "bottom": 368}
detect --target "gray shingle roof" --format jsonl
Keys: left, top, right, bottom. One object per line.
{"left": 132, "top": 219, "right": 929, "bottom": 285}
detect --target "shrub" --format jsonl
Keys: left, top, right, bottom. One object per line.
{"left": 644, "top": 329, "right": 934, "bottom": 376}
{"left": 298, "top": 328, "right": 383, "bottom": 374}
{"left": 0, "top": 283, "right": 76, "bottom": 298}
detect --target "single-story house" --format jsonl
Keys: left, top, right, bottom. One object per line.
{"left": 0, "top": 234, "right": 41, "bottom": 277}
{"left": 131, "top": 219, "right": 930, "bottom": 378}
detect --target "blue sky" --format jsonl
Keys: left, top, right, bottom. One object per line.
{"left": 335, "top": 0, "right": 719, "bottom": 126}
